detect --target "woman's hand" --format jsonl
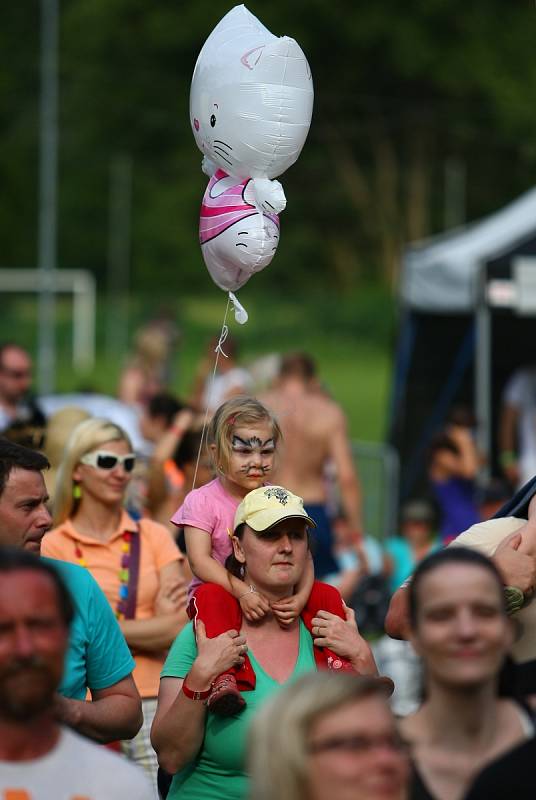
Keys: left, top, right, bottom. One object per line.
{"left": 447, "top": 424, "right": 470, "bottom": 445}
{"left": 271, "top": 595, "right": 303, "bottom": 628}
{"left": 311, "top": 604, "right": 379, "bottom": 676}
{"left": 494, "top": 532, "right": 536, "bottom": 594}
{"left": 151, "top": 620, "right": 246, "bottom": 774}
{"left": 190, "top": 621, "right": 248, "bottom": 686}
{"left": 239, "top": 588, "right": 271, "bottom": 622}
{"left": 172, "top": 407, "right": 195, "bottom": 435}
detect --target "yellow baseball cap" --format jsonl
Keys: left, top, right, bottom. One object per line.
{"left": 234, "top": 486, "right": 317, "bottom": 534}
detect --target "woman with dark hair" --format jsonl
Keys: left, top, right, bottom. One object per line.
{"left": 400, "top": 548, "right": 535, "bottom": 800}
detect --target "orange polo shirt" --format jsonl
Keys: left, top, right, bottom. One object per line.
{"left": 42, "top": 511, "right": 182, "bottom": 697}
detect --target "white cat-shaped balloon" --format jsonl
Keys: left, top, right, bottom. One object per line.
{"left": 190, "top": 4, "right": 314, "bottom": 292}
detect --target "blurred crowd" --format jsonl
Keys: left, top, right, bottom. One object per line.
{"left": 1, "top": 328, "right": 536, "bottom": 800}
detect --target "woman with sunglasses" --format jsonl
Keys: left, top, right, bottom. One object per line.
{"left": 42, "top": 417, "right": 188, "bottom": 791}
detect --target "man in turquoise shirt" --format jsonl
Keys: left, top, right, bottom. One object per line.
{"left": 0, "top": 437, "right": 142, "bottom": 742}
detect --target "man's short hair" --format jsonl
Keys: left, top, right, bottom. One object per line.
{"left": 0, "top": 545, "right": 74, "bottom": 626}
{"left": 279, "top": 352, "right": 317, "bottom": 381}
{"left": 0, "top": 438, "right": 50, "bottom": 497}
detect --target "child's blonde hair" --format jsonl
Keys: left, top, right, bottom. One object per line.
{"left": 207, "top": 396, "right": 281, "bottom": 474}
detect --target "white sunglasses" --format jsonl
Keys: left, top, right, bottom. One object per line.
{"left": 80, "top": 451, "right": 136, "bottom": 472}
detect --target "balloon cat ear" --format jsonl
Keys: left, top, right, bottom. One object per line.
{"left": 190, "top": 6, "right": 312, "bottom": 296}
{"left": 190, "top": 5, "right": 313, "bottom": 181}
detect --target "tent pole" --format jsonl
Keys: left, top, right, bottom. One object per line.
{"left": 475, "top": 267, "right": 491, "bottom": 484}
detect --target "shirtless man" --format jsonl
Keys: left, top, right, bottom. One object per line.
{"left": 261, "top": 352, "right": 363, "bottom": 579}
{"left": 499, "top": 364, "right": 536, "bottom": 488}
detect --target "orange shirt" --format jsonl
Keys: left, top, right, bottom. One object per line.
{"left": 42, "top": 510, "right": 182, "bottom": 697}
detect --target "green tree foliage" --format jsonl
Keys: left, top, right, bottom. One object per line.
{"left": 1, "top": 1, "right": 536, "bottom": 292}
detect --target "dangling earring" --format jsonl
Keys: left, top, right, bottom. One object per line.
{"left": 73, "top": 483, "right": 82, "bottom": 500}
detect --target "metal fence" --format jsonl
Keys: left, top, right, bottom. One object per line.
{"left": 352, "top": 441, "right": 400, "bottom": 540}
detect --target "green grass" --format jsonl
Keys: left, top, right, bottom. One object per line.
{"left": 1, "top": 285, "right": 395, "bottom": 442}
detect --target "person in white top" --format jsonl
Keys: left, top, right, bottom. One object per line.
{"left": 0, "top": 547, "right": 155, "bottom": 800}
{"left": 499, "top": 365, "right": 536, "bottom": 487}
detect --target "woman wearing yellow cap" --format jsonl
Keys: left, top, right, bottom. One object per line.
{"left": 151, "top": 485, "right": 386, "bottom": 800}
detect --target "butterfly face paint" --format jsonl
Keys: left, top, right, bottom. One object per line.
{"left": 223, "top": 422, "right": 277, "bottom": 494}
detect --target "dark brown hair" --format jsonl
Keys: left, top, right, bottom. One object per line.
{"left": 408, "top": 547, "right": 506, "bottom": 629}
{"left": 0, "top": 438, "right": 49, "bottom": 497}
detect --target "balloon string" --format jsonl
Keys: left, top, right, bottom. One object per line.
{"left": 191, "top": 295, "right": 231, "bottom": 491}
{"left": 214, "top": 324, "right": 229, "bottom": 358}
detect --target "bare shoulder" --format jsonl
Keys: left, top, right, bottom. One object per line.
{"left": 261, "top": 388, "right": 346, "bottom": 433}
{"left": 499, "top": 697, "right": 533, "bottom": 735}
{"left": 310, "top": 394, "right": 346, "bottom": 429}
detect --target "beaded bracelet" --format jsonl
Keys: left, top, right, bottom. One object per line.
{"left": 238, "top": 584, "right": 257, "bottom": 600}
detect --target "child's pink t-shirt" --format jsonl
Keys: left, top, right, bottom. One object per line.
{"left": 171, "top": 477, "right": 239, "bottom": 599}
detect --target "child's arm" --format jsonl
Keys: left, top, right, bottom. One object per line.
{"left": 185, "top": 526, "right": 270, "bottom": 621}
{"left": 271, "top": 552, "right": 315, "bottom": 628}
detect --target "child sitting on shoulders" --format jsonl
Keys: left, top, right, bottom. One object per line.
{"left": 172, "top": 396, "right": 354, "bottom": 715}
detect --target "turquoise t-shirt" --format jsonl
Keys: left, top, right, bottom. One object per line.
{"left": 384, "top": 537, "right": 441, "bottom": 594}
{"left": 161, "top": 621, "right": 317, "bottom": 800}
{"left": 44, "top": 558, "right": 135, "bottom": 699}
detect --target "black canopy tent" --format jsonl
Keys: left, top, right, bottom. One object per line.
{"left": 389, "top": 187, "right": 536, "bottom": 502}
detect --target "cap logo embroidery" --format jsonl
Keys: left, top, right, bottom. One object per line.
{"left": 264, "top": 487, "right": 289, "bottom": 505}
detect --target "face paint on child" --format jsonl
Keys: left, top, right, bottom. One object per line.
{"left": 231, "top": 435, "right": 275, "bottom": 474}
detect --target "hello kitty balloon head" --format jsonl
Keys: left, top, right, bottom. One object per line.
{"left": 190, "top": 5, "right": 314, "bottom": 181}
